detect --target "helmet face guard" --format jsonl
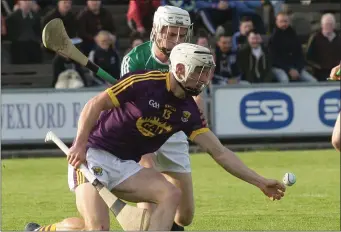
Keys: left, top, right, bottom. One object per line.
{"left": 151, "top": 6, "right": 193, "bottom": 57}
{"left": 153, "top": 24, "right": 193, "bottom": 56}
{"left": 169, "top": 44, "right": 216, "bottom": 96}
{"left": 179, "top": 65, "right": 215, "bottom": 96}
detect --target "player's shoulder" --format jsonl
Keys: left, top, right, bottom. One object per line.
{"left": 118, "top": 70, "right": 168, "bottom": 91}
{"left": 120, "top": 69, "right": 167, "bottom": 82}
{"left": 126, "top": 41, "right": 152, "bottom": 59}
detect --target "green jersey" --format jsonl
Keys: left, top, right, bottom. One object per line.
{"left": 120, "top": 41, "right": 169, "bottom": 77}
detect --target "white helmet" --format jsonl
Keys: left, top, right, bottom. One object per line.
{"left": 151, "top": 5, "right": 192, "bottom": 55}
{"left": 169, "top": 43, "right": 216, "bottom": 96}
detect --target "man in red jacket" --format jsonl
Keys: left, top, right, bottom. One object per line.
{"left": 127, "top": 0, "right": 160, "bottom": 36}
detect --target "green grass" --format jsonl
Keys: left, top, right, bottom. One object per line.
{"left": 2, "top": 150, "right": 340, "bottom": 231}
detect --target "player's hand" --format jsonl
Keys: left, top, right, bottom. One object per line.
{"left": 259, "top": 179, "right": 286, "bottom": 201}
{"left": 329, "top": 64, "right": 340, "bottom": 80}
{"left": 67, "top": 144, "right": 87, "bottom": 168}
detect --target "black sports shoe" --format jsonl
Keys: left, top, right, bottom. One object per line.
{"left": 171, "top": 222, "right": 184, "bottom": 231}
{"left": 24, "top": 222, "right": 41, "bottom": 231}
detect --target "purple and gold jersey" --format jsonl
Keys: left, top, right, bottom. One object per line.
{"left": 87, "top": 70, "right": 208, "bottom": 162}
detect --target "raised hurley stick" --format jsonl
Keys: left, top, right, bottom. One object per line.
{"left": 45, "top": 131, "right": 151, "bottom": 231}
{"left": 42, "top": 18, "right": 117, "bottom": 84}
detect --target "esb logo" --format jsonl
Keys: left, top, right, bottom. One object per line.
{"left": 240, "top": 91, "right": 294, "bottom": 129}
{"left": 318, "top": 90, "right": 340, "bottom": 127}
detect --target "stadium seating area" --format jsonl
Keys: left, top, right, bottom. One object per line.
{"left": 1, "top": 0, "right": 340, "bottom": 88}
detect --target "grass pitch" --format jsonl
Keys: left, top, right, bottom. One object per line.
{"left": 2, "top": 149, "right": 340, "bottom": 231}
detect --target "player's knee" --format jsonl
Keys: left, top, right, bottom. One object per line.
{"left": 176, "top": 209, "right": 194, "bottom": 226}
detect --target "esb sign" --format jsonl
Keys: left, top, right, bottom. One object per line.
{"left": 240, "top": 91, "right": 294, "bottom": 130}
{"left": 213, "top": 86, "right": 340, "bottom": 138}
{"left": 319, "top": 90, "right": 340, "bottom": 127}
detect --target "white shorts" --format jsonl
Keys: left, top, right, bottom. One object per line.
{"left": 67, "top": 148, "right": 143, "bottom": 191}
{"left": 153, "top": 131, "right": 191, "bottom": 173}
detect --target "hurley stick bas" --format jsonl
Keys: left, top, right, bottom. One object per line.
{"left": 42, "top": 18, "right": 117, "bottom": 84}
{"left": 45, "top": 131, "right": 151, "bottom": 231}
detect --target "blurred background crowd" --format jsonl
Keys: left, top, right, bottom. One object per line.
{"left": 1, "top": 0, "right": 340, "bottom": 88}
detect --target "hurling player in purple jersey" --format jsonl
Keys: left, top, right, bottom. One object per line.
{"left": 27, "top": 43, "right": 286, "bottom": 231}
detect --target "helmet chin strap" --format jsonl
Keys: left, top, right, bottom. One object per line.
{"left": 155, "top": 41, "right": 171, "bottom": 57}
{"left": 177, "top": 80, "right": 201, "bottom": 97}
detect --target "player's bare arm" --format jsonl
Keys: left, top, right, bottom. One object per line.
{"left": 331, "top": 113, "right": 340, "bottom": 152}
{"left": 68, "top": 91, "right": 115, "bottom": 167}
{"left": 192, "top": 130, "right": 286, "bottom": 200}
{"left": 329, "top": 64, "right": 340, "bottom": 151}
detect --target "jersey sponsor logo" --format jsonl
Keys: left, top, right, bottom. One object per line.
{"left": 149, "top": 100, "right": 160, "bottom": 109}
{"left": 318, "top": 90, "right": 340, "bottom": 127}
{"left": 240, "top": 91, "right": 294, "bottom": 130}
{"left": 91, "top": 166, "right": 103, "bottom": 176}
{"left": 181, "top": 111, "right": 191, "bottom": 122}
{"left": 136, "top": 117, "right": 172, "bottom": 137}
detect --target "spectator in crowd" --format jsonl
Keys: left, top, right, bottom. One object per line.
{"left": 161, "top": 0, "right": 230, "bottom": 37}
{"left": 232, "top": 16, "right": 253, "bottom": 51}
{"left": 1, "top": 14, "right": 10, "bottom": 64}
{"left": 52, "top": 40, "right": 87, "bottom": 87}
{"left": 195, "top": 1, "right": 232, "bottom": 37}
{"left": 2, "top": 0, "right": 13, "bottom": 17}
{"left": 306, "top": 13, "right": 341, "bottom": 81}
{"left": 127, "top": 0, "right": 160, "bottom": 37}
{"left": 77, "top": 0, "right": 116, "bottom": 56}
{"left": 237, "top": 30, "right": 274, "bottom": 83}
{"left": 124, "top": 33, "right": 144, "bottom": 55}
{"left": 228, "top": 0, "right": 265, "bottom": 34}
{"left": 131, "top": 36, "right": 143, "bottom": 48}
{"left": 42, "top": 0, "right": 78, "bottom": 39}
{"left": 270, "top": 0, "right": 286, "bottom": 17}
{"left": 269, "top": 12, "right": 317, "bottom": 83}
{"left": 196, "top": 31, "right": 209, "bottom": 48}
{"left": 88, "top": 30, "right": 120, "bottom": 84}
{"left": 131, "top": 37, "right": 143, "bottom": 50}
{"left": 6, "top": 0, "right": 42, "bottom": 64}
{"left": 1, "top": 15, "right": 7, "bottom": 38}
{"left": 213, "top": 33, "right": 241, "bottom": 85}
{"left": 34, "top": 0, "right": 59, "bottom": 13}
{"left": 196, "top": 30, "right": 217, "bottom": 63}
{"left": 54, "top": 69, "right": 85, "bottom": 89}
{"left": 13, "top": 0, "right": 40, "bottom": 13}
{"left": 162, "top": 0, "right": 265, "bottom": 36}
{"left": 52, "top": 55, "right": 87, "bottom": 87}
